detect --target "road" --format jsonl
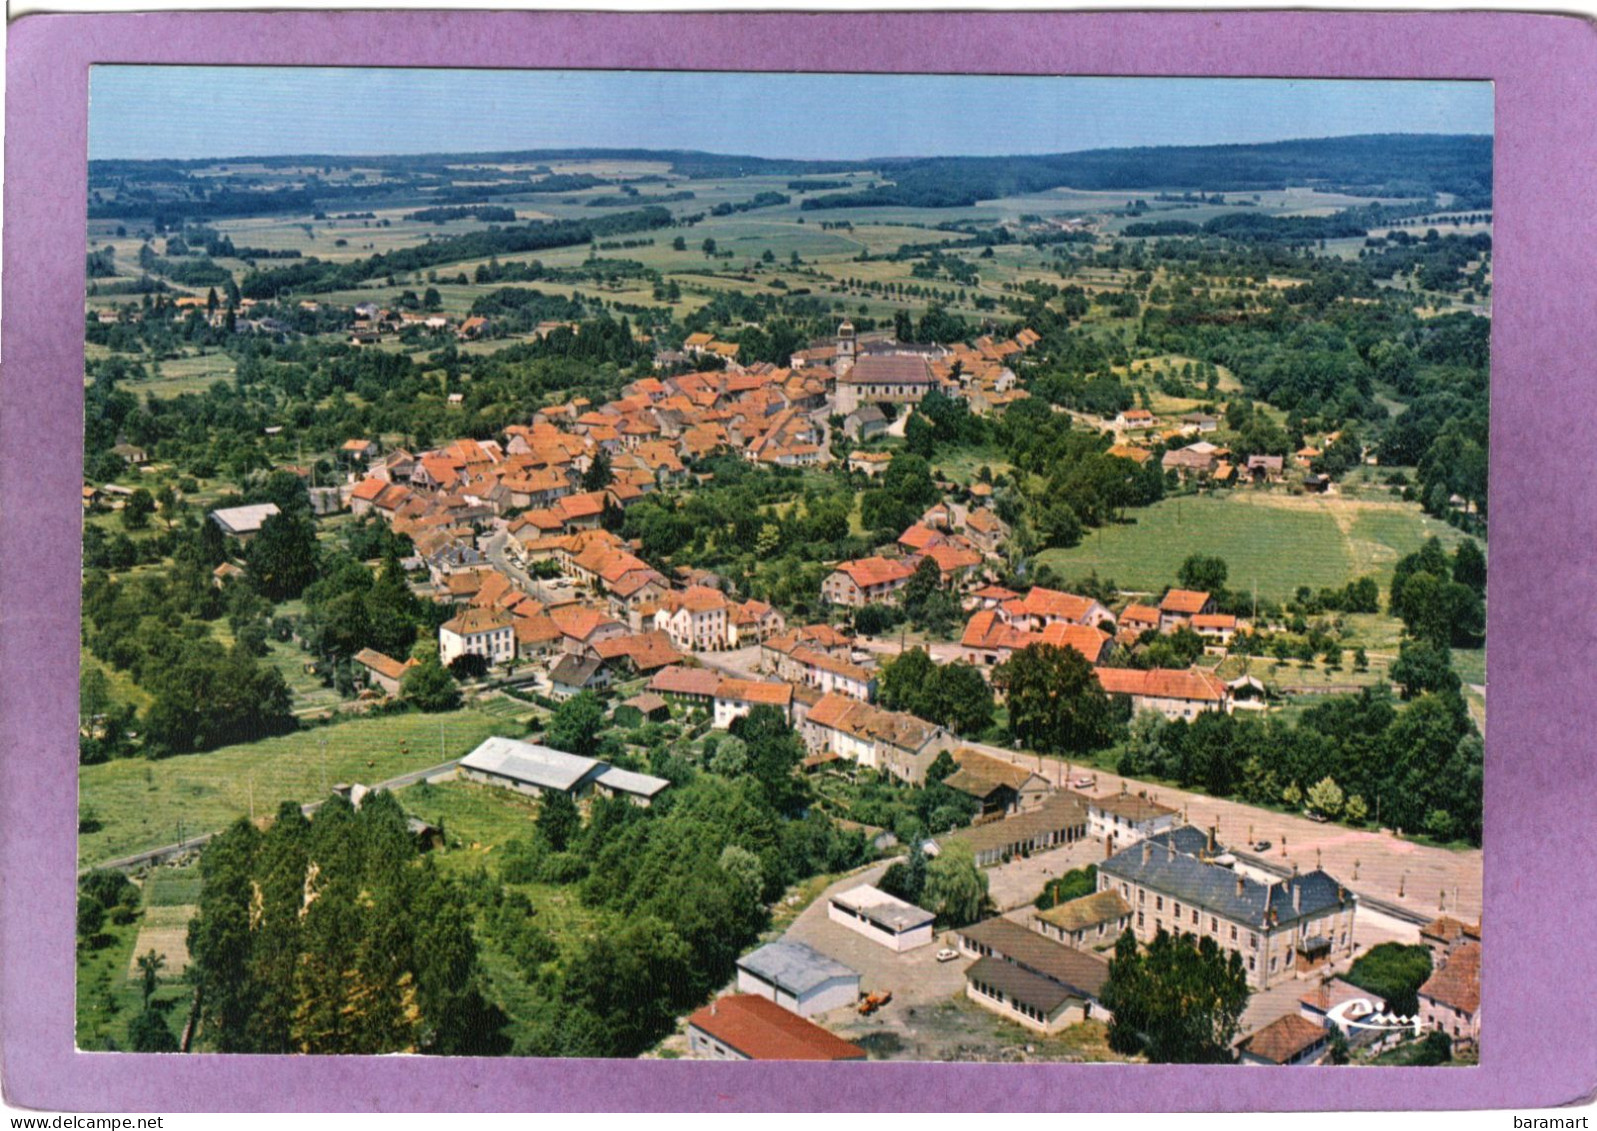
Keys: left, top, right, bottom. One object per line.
{"left": 80, "top": 758, "right": 463, "bottom": 877}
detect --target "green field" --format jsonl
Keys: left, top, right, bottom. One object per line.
{"left": 1037, "top": 490, "right": 1471, "bottom": 602}
{"left": 78, "top": 707, "right": 511, "bottom": 867}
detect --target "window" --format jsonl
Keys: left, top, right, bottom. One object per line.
{"left": 1154, "top": 895, "right": 1164, "bottom": 911}
{"left": 1192, "top": 910, "right": 1200, "bottom": 926}
{"left": 1137, "top": 912, "right": 1144, "bottom": 927}
{"left": 1248, "top": 956, "right": 1255, "bottom": 971}
{"left": 1270, "top": 955, "right": 1278, "bottom": 972}
{"left": 1249, "top": 932, "right": 1258, "bottom": 948}
{"left": 1173, "top": 902, "right": 1181, "bottom": 917}
{"left": 1211, "top": 917, "right": 1219, "bottom": 932}
{"left": 1230, "top": 925, "right": 1238, "bottom": 942}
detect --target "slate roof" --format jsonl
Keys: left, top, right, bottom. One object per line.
{"left": 1099, "top": 830, "right": 1355, "bottom": 929}
{"left": 1035, "top": 889, "right": 1133, "bottom": 934}
{"left": 737, "top": 941, "right": 859, "bottom": 998}
{"left": 966, "top": 955, "right": 1077, "bottom": 1015}
{"left": 955, "top": 917, "right": 1110, "bottom": 999}
{"left": 459, "top": 736, "right": 603, "bottom": 792}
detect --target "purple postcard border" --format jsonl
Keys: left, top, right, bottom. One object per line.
{"left": 5, "top": 9, "right": 1596, "bottom": 1113}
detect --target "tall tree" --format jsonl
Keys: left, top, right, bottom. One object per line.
{"left": 994, "top": 643, "right": 1113, "bottom": 754}
{"left": 1101, "top": 928, "right": 1250, "bottom": 1063}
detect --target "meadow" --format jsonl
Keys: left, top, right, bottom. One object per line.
{"left": 78, "top": 706, "right": 512, "bottom": 867}
{"left": 1036, "top": 489, "right": 1470, "bottom": 602}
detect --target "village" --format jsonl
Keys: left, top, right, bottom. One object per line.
{"left": 75, "top": 122, "right": 1490, "bottom": 1062}
{"left": 114, "top": 313, "right": 1478, "bottom": 1067}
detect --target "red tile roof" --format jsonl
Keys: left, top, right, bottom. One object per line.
{"left": 1093, "top": 667, "right": 1227, "bottom": 702}
{"left": 687, "top": 995, "right": 865, "bottom": 1061}
{"left": 1419, "top": 943, "right": 1481, "bottom": 1014}
{"left": 1159, "top": 589, "right": 1212, "bottom": 616}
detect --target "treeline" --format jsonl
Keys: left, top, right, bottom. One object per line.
{"left": 405, "top": 205, "right": 519, "bottom": 224}
{"left": 187, "top": 792, "right": 511, "bottom": 1054}
{"left": 237, "top": 206, "right": 675, "bottom": 299}
{"left": 709, "top": 191, "right": 790, "bottom": 216}
{"left": 801, "top": 135, "right": 1492, "bottom": 211}
{"left": 1116, "top": 681, "right": 1482, "bottom": 844}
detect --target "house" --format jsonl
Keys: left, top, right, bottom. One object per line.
{"left": 341, "top": 438, "right": 378, "bottom": 465}
{"left": 1182, "top": 412, "right": 1220, "bottom": 434}
{"left": 457, "top": 736, "right": 608, "bottom": 799}
{"left": 827, "top": 884, "right": 935, "bottom": 952}
{"left": 1161, "top": 444, "right": 1221, "bottom": 480}
{"left": 943, "top": 747, "right": 1052, "bottom": 816}
{"left": 1190, "top": 613, "right": 1240, "bottom": 647}
{"left": 801, "top": 693, "right": 957, "bottom": 784}
{"left": 1086, "top": 790, "right": 1179, "bottom": 849}
{"left": 842, "top": 403, "right": 890, "bottom": 441}
{"left": 821, "top": 556, "right": 917, "bottom": 608}
{"left": 548, "top": 654, "right": 609, "bottom": 700}
{"left": 351, "top": 648, "right": 417, "bottom": 696}
{"left": 728, "top": 599, "right": 786, "bottom": 647}
{"left": 1118, "top": 603, "right": 1161, "bottom": 638}
{"left": 735, "top": 942, "right": 861, "bottom": 1017}
{"left": 1094, "top": 666, "right": 1231, "bottom": 720}
{"left": 1237, "top": 1013, "right": 1331, "bottom": 1066}
{"left": 847, "top": 450, "right": 894, "bottom": 477}
{"left": 1005, "top": 587, "right": 1115, "bottom": 631}
{"left": 955, "top": 916, "right": 1112, "bottom": 1033}
{"left": 788, "top": 647, "right": 877, "bottom": 702}
{"left": 712, "top": 678, "right": 794, "bottom": 729}
{"left": 686, "top": 995, "right": 866, "bottom": 1062}
{"left": 647, "top": 664, "right": 722, "bottom": 709}
{"left": 1420, "top": 916, "right": 1482, "bottom": 966}
{"left": 939, "top": 791, "right": 1090, "bottom": 867}
{"left": 653, "top": 585, "right": 732, "bottom": 652}
{"left": 1246, "top": 454, "right": 1285, "bottom": 484}
{"left": 438, "top": 607, "right": 515, "bottom": 667}
{"left": 209, "top": 503, "right": 281, "bottom": 540}
{"left": 1033, "top": 889, "right": 1133, "bottom": 949}
{"left": 963, "top": 508, "right": 1009, "bottom": 554}
{"left": 1115, "top": 408, "right": 1156, "bottom": 429}
{"left": 1097, "top": 828, "right": 1358, "bottom": 990}
{"left": 1418, "top": 941, "right": 1480, "bottom": 1048}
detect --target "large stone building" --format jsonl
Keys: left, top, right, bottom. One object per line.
{"left": 833, "top": 352, "right": 943, "bottom": 416}
{"left": 1096, "top": 827, "right": 1358, "bottom": 991}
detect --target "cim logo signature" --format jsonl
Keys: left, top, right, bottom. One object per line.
{"left": 1326, "top": 998, "right": 1426, "bottom": 1036}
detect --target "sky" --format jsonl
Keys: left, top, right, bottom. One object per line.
{"left": 88, "top": 68, "right": 1492, "bottom": 162}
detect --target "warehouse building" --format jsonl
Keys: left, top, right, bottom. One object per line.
{"left": 735, "top": 941, "right": 860, "bottom": 1017}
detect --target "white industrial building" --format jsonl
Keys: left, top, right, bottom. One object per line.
{"left": 735, "top": 941, "right": 861, "bottom": 1017}
{"left": 827, "top": 884, "right": 935, "bottom": 952}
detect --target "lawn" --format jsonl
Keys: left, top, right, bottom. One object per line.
{"left": 78, "top": 707, "right": 508, "bottom": 867}
{"left": 1037, "top": 490, "right": 1470, "bottom": 603}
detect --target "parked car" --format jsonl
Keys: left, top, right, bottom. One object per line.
{"left": 1072, "top": 776, "right": 1094, "bottom": 790}
{"left": 1253, "top": 840, "right": 1272, "bottom": 852}
{"left": 935, "top": 948, "right": 960, "bottom": 963}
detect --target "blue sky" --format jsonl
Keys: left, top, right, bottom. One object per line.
{"left": 89, "top": 68, "right": 1492, "bottom": 161}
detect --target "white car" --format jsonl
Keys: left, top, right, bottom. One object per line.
{"left": 935, "top": 948, "right": 960, "bottom": 963}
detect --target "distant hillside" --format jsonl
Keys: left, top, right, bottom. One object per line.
{"left": 88, "top": 134, "right": 1492, "bottom": 223}
{"left": 801, "top": 135, "right": 1493, "bottom": 211}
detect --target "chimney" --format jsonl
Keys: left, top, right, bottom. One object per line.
{"left": 1208, "top": 825, "right": 1216, "bottom": 854}
{"left": 1292, "top": 885, "right": 1302, "bottom": 914}
{"left": 1142, "top": 841, "right": 1151, "bottom": 866}
{"left": 1167, "top": 840, "right": 1176, "bottom": 862}
{"left": 1236, "top": 875, "right": 1246, "bottom": 898}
